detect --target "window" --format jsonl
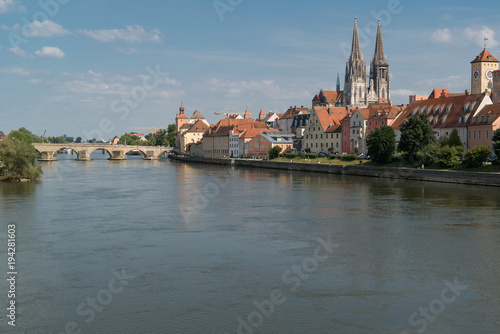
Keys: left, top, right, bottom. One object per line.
{"left": 375, "top": 121, "right": 378, "bottom": 126}
{"left": 320, "top": 134, "right": 323, "bottom": 139}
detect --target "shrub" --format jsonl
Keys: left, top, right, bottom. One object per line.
{"left": 285, "top": 153, "right": 298, "bottom": 159}
{"left": 414, "top": 144, "right": 439, "bottom": 166}
{"left": 366, "top": 126, "right": 396, "bottom": 164}
{"left": 299, "top": 153, "right": 306, "bottom": 158}
{"left": 329, "top": 154, "right": 341, "bottom": 160}
{"left": 268, "top": 146, "right": 282, "bottom": 160}
{"left": 463, "top": 146, "right": 492, "bottom": 168}
{"left": 436, "top": 145, "right": 459, "bottom": 168}
{"left": 341, "top": 154, "right": 357, "bottom": 161}
{"left": 305, "top": 153, "right": 318, "bottom": 159}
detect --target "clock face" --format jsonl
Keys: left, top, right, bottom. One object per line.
{"left": 486, "top": 69, "right": 494, "bottom": 80}
{"left": 473, "top": 69, "right": 480, "bottom": 81}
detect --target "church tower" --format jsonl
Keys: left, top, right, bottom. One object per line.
{"left": 471, "top": 41, "right": 499, "bottom": 95}
{"left": 344, "top": 18, "right": 368, "bottom": 108}
{"left": 368, "top": 20, "right": 391, "bottom": 104}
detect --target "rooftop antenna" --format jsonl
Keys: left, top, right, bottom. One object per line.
{"left": 484, "top": 37, "right": 488, "bottom": 50}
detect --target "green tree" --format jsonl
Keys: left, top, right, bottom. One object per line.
{"left": 0, "top": 137, "right": 43, "bottom": 181}
{"left": 366, "top": 126, "right": 396, "bottom": 164}
{"left": 75, "top": 137, "right": 82, "bottom": 143}
{"left": 154, "top": 129, "right": 170, "bottom": 146}
{"left": 398, "top": 113, "right": 436, "bottom": 154}
{"left": 447, "top": 129, "right": 463, "bottom": 147}
{"left": 167, "top": 124, "right": 176, "bottom": 147}
{"left": 0, "top": 130, "right": 4, "bottom": 135}
{"left": 436, "top": 145, "right": 460, "bottom": 168}
{"left": 47, "top": 136, "right": 67, "bottom": 144}
{"left": 492, "top": 129, "right": 500, "bottom": 157}
{"left": 415, "top": 144, "right": 439, "bottom": 166}
{"left": 268, "top": 146, "right": 282, "bottom": 159}
{"left": 8, "top": 127, "right": 42, "bottom": 143}
{"left": 119, "top": 134, "right": 141, "bottom": 145}
{"left": 463, "top": 145, "right": 492, "bottom": 168}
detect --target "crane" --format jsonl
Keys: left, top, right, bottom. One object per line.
{"left": 214, "top": 108, "right": 246, "bottom": 119}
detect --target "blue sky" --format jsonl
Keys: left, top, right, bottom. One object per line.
{"left": 1, "top": 0, "right": 500, "bottom": 139}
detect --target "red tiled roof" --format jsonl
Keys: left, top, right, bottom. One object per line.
{"left": 240, "top": 128, "right": 278, "bottom": 139}
{"left": 191, "top": 110, "right": 205, "bottom": 119}
{"left": 468, "top": 104, "right": 500, "bottom": 126}
{"left": 471, "top": 49, "right": 500, "bottom": 63}
{"left": 281, "top": 106, "right": 311, "bottom": 119}
{"left": 314, "top": 106, "right": 346, "bottom": 132}
{"left": 176, "top": 113, "right": 188, "bottom": 119}
{"left": 391, "top": 93, "right": 487, "bottom": 130}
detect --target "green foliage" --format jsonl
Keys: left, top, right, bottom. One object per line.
{"left": 299, "top": 153, "right": 305, "bottom": 158}
{"left": 398, "top": 113, "right": 436, "bottom": 154}
{"left": 415, "top": 144, "right": 439, "bottom": 166}
{"left": 285, "top": 153, "right": 298, "bottom": 159}
{"left": 268, "top": 146, "right": 282, "bottom": 159}
{"left": 436, "top": 145, "right": 460, "bottom": 168}
{"left": 341, "top": 154, "right": 358, "bottom": 161}
{"left": 0, "top": 130, "right": 4, "bottom": 135}
{"left": 492, "top": 129, "right": 500, "bottom": 158}
{"left": 75, "top": 137, "right": 82, "bottom": 143}
{"left": 463, "top": 146, "right": 492, "bottom": 168}
{"left": 304, "top": 153, "right": 318, "bottom": 159}
{"left": 8, "top": 127, "right": 42, "bottom": 143}
{"left": 47, "top": 136, "right": 67, "bottom": 144}
{"left": 167, "top": 124, "right": 176, "bottom": 147}
{"left": 0, "top": 137, "right": 43, "bottom": 181}
{"left": 366, "top": 126, "right": 396, "bottom": 164}
{"left": 329, "top": 154, "right": 341, "bottom": 160}
{"left": 119, "top": 134, "right": 142, "bottom": 145}
{"left": 447, "top": 129, "right": 463, "bottom": 148}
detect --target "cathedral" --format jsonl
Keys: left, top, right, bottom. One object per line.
{"left": 344, "top": 18, "right": 391, "bottom": 108}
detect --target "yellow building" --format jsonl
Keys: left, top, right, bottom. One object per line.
{"left": 471, "top": 48, "right": 499, "bottom": 95}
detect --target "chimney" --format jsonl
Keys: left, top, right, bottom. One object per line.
{"left": 465, "top": 89, "right": 470, "bottom": 95}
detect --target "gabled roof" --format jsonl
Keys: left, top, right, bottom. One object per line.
{"left": 204, "top": 118, "right": 268, "bottom": 137}
{"left": 471, "top": 49, "right": 499, "bottom": 63}
{"left": 391, "top": 93, "right": 488, "bottom": 130}
{"left": 281, "top": 106, "right": 311, "bottom": 119}
{"left": 468, "top": 104, "right": 500, "bottom": 126}
{"left": 313, "top": 106, "right": 346, "bottom": 132}
{"left": 191, "top": 110, "right": 205, "bottom": 120}
{"left": 185, "top": 120, "right": 210, "bottom": 134}
{"left": 176, "top": 113, "right": 188, "bottom": 120}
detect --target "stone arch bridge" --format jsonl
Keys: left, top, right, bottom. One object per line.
{"left": 33, "top": 143, "right": 172, "bottom": 161}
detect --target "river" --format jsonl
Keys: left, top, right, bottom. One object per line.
{"left": 1, "top": 152, "right": 499, "bottom": 333}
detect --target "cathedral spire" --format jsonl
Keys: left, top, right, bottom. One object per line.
{"left": 336, "top": 73, "right": 341, "bottom": 93}
{"left": 373, "top": 20, "right": 388, "bottom": 66}
{"left": 350, "top": 17, "right": 363, "bottom": 61}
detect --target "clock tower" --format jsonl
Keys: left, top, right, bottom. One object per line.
{"left": 471, "top": 44, "right": 499, "bottom": 95}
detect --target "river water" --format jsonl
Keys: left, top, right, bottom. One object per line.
{"left": 1, "top": 152, "right": 499, "bottom": 333}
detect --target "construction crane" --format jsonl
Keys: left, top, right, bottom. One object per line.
{"left": 214, "top": 108, "right": 246, "bottom": 119}
{"left": 131, "top": 127, "right": 168, "bottom": 138}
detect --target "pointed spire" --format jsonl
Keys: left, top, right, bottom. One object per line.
{"left": 350, "top": 17, "right": 363, "bottom": 61}
{"left": 336, "top": 73, "right": 341, "bottom": 93}
{"left": 244, "top": 108, "right": 251, "bottom": 119}
{"left": 373, "top": 19, "right": 388, "bottom": 65}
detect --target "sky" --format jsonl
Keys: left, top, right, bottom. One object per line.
{"left": 1, "top": 0, "right": 500, "bottom": 140}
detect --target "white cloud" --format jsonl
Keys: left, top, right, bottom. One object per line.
{"left": 429, "top": 28, "right": 453, "bottom": 44}
{"left": 392, "top": 89, "right": 416, "bottom": 97}
{"left": 0, "top": 67, "right": 31, "bottom": 76}
{"left": 463, "top": 25, "right": 498, "bottom": 48}
{"left": 0, "top": 0, "right": 19, "bottom": 13}
{"left": 28, "top": 79, "right": 43, "bottom": 84}
{"left": 117, "top": 46, "right": 138, "bottom": 55}
{"left": 8, "top": 46, "right": 29, "bottom": 57}
{"left": 35, "top": 46, "right": 66, "bottom": 58}
{"left": 78, "top": 25, "right": 161, "bottom": 44}
{"left": 23, "top": 20, "right": 70, "bottom": 38}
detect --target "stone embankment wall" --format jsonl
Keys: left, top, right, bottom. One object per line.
{"left": 170, "top": 156, "right": 500, "bottom": 187}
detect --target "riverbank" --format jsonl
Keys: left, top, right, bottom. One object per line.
{"left": 169, "top": 156, "right": 500, "bottom": 187}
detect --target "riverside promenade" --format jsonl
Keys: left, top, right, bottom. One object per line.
{"left": 170, "top": 156, "right": 500, "bottom": 188}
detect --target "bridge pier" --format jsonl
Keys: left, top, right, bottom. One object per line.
{"left": 109, "top": 150, "right": 126, "bottom": 160}
{"left": 143, "top": 150, "right": 160, "bottom": 160}
{"left": 76, "top": 150, "right": 91, "bottom": 161}
{"left": 39, "top": 151, "right": 57, "bottom": 161}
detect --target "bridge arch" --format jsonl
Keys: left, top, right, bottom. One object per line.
{"left": 89, "top": 147, "right": 113, "bottom": 157}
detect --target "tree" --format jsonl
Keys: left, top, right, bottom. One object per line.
{"left": 447, "top": 129, "right": 463, "bottom": 148}
{"left": 75, "top": 137, "right": 82, "bottom": 143}
{"left": 463, "top": 145, "right": 492, "bottom": 168}
{"left": 436, "top": 146, "right": 460, "bottom": 168}
{"left": 8, "top": 127, "right": 42, "bottom": 143}
{"left": 0, "top": 137, "right": 43, "bottom": 181}
{"left": 47, "top": 136, "right": 67, "bottom": 144}
{"left": 268, "top": 146, "right": 282, "bottom": 159}
{"left": 415, "top": 144, "right": 439, "bottom": 166}
{"left": 154, "top": 129, "right": 170, "bottom": 146}
{"left": 366, "top": 126, "right": 396, "bottom": 164}
{"left": 492, "top": 129, "right": 500, "bottom": 157}
{"left": 167, "top": 124, "right": 176, "bottom": 147}
{"left": 398, "top": 113, "right": 436, "bottom": 154}
{"left": 0, "top": 130, "right": 4, "bottom": 135}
